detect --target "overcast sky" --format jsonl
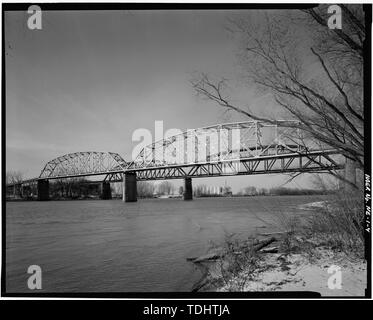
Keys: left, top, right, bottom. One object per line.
{"left": 5, "top": 9, "right": 321, "bottom": 192}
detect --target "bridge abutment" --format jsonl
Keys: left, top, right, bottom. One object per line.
{"left": 184, "top": 177, "right": 193, "bottom": 200}
{"left": 101, "top": 182, "right": 112, "bottom": 200}
{"left": 37, "top": 179, "right": 49, "bottom": 201}
{"left": 125, "top": 172, "right": 137, "bottom": 202}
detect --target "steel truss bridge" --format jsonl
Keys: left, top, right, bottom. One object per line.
{"left": 6, "top": 121, "right": 345, "bottom": 200}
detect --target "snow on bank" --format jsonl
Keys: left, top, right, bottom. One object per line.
{"left": 298, "top": 201, "right": 328, "bottom": 211}
{"left": 218, "top": 248, "right": 366, "bottom": 296}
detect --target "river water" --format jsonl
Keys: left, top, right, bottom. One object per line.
{"left": 5, "top": 195, "right": 325, "bottom": 292}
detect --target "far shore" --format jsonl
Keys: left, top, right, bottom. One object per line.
{"left": 6, "top": 192, "right": 331, "bottom": 202}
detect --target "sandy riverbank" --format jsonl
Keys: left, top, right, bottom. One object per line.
{"left": 190, "top": 211, "right": 366, "bottom": 296}
{"left": 216, "top": 247, "right": 366, "bottom": 296}
{"left": 191, "top": 244, "right": 366, "bottom": 296}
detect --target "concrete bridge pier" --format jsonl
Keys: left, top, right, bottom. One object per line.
{"left": 14, "top": 184, "right": 22, "bottom": 198}
{"left": 184, "top": 177, "right": 193, "bottom": 200}
{"left": 124, "top": 172, "right": 137, "bottom": 202}
{"left": 101, "top": 182, "right": 112, "bottom": 200}
{"left": 37, "top": 179, "right": 49, "bottom": 201}
{"left": 21, "top": 185, "right": 32, "bottom": 198}
{"left": 344, "top": 157, "right": 358, "bottom": 192}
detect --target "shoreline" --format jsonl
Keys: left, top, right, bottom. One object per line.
{"left": 6, "top": 193, "right": 331, "bottom": 202}
{"left": 189, "top": 234, "right": 367, "bottom": 295}
{"left": 188, "top": 194, "right": 367, "bottom": 296}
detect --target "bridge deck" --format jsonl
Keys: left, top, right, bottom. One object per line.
{"left": 6, "top": 149, "right": 343, "bottom": 185}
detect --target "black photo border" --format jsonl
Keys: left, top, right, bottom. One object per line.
{"left": 1, "top": 2, "right": 371, "bottom": 300}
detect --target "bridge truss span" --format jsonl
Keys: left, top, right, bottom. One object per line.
{"left": 7, "top": 121, "right": 349, "bottom": 202}
{"left": 127, "top": 120, "right": 330, "bottom": 171}
{"left": 39, "top": 151, "right": 127, "bottom": 180}
{"left": 13, "top": 120, "right": 344, "bottom": 184}
{"left": 107, "top": 149, "right": 343, "bottom": 182}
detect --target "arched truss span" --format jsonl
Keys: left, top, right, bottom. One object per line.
{"left": 39, "top": 151, "right": 127, "bottom": 179}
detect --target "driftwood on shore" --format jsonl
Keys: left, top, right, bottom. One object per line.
{"left": 188, "top": 236, "right": 281, "bottom": 292}
{"left": 252, "top": 237, "right": 277, "bottom": 251}
{"left": 258, "top": 231, "right": 290, "bottom": 236}
{"left": 187, "top": 237, "right": 277, "bottom": 263}
{"left": 186, "top": 251, "right": 223, "bottom": 263}
{"left": 259, "top": 246, "right": 279, "bottom": 253}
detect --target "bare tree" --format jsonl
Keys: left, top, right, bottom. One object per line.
{"left": 157, "top": 181, "right": 175, "bottom": 195}
{"left": 137, "top": 181, "right": 155, "bottom": 198}
{"left": 192, "top": 5, "right": 365, "bottom": 188}
{"left": 6, "top": 170, "right": 23, "bottom": 184}
{"left": 6, "top": 170, "right": 24, "bottom": 197}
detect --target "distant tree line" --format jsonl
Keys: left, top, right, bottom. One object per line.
{"left": 137, "top": 181, "right": 155, "bottom": 198}
{"left": 193, "top": 184, "right": 232, "bottom": 197}
{"left": 49, "top": 178, "right": 101, "bottom": 199}
{"left": 237, "top": 185, "right": 331, "bottom": 196}
{"left": 137, "top": 181, "right": 177, "bottom": 198}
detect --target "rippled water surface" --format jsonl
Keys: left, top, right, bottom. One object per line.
{"left": 5, "top": 196, "right": 325, "bottom": 292}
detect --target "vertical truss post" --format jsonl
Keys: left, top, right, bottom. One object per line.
{"left": 255, "top": 121, "right": 258, "bottom": 155}
{"left": 275, "top": 124, "right": 278, "bottom": 155}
